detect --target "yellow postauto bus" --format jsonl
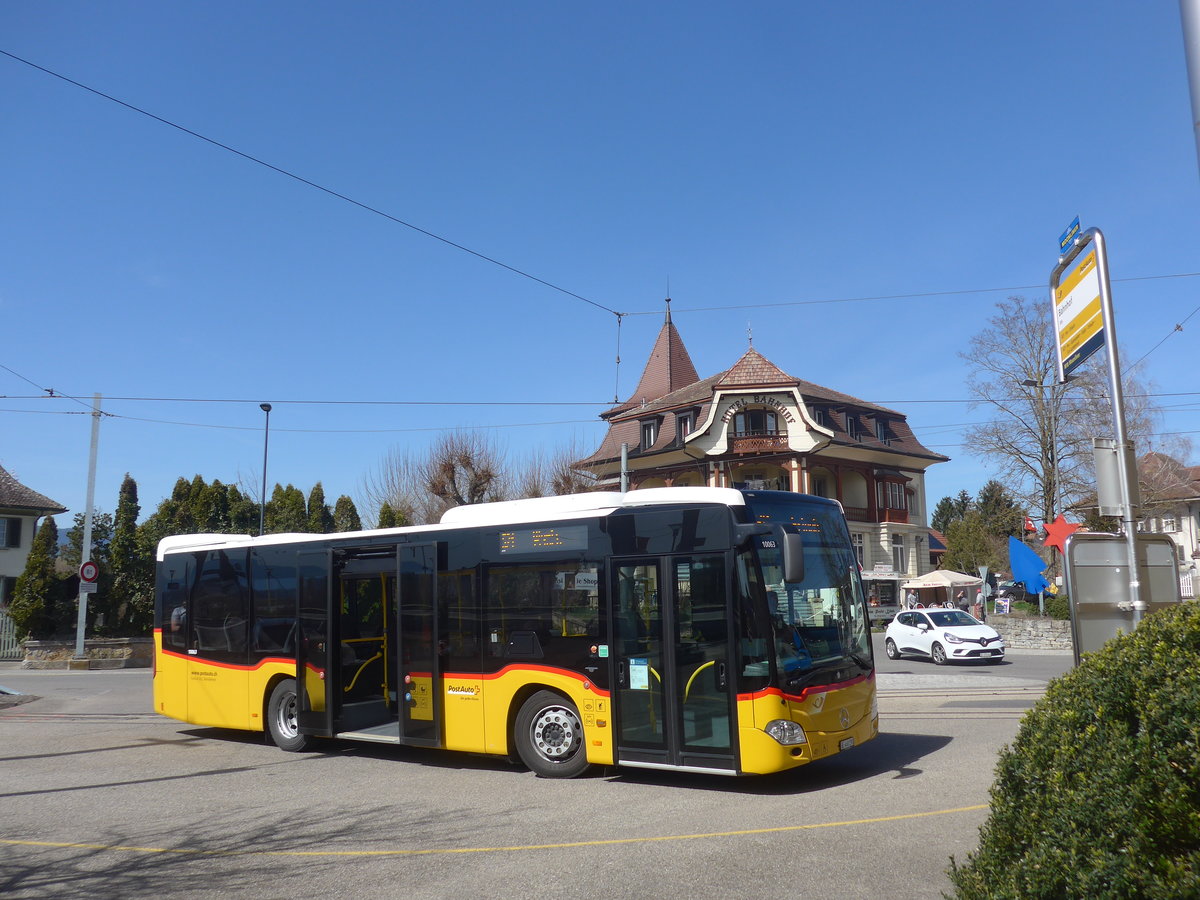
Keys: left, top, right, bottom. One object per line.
{"left": 153, "top": 487, "right": 878, "bottom": 777}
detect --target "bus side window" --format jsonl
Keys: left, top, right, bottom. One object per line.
{"left": 159, "top": 555, "right": 194, "bottom": 652}
{"left": 191, "top": 549, "right": 249, "bottom": 662}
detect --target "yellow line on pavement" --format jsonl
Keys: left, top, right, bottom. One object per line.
{"left": 1, "top": 805, "right": 988, "bottom": 858}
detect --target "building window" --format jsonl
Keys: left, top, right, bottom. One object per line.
{"left": 810, "top": 475, "right": 829, "bottom": 498}
{"left": 847, "top": 416, "right": 863, "bottom": 442}
{"left": 1162, "top": 513, "right": 1178, "bottom": 533}
{"left": 875, "top": 418, "right": 890, "bottom": 445}
{"left": 878, "top": 481, "right": 907, "bottom": 511}
{"left": 892, "top": 534, "right": 906, "bottom": 573}
{"left": 733, "top": 409, "right": 778, "bottom": 436}
{"left": 851, "top": 533, "right": 864, "bottom": 567}
{"left": 813, "top": 407, "right": 830, "bottom": 428}
{"left": 677, "top": 412, "right": 694, "bottom": 443}
{"left": 641, "top": 420, "right": 658, "bottom": 449}
{"left": 0, "top": 518, "right": 21, "bottom": 549}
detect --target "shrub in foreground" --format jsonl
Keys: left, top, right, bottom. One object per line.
{"left": 948, "top": 601, "right": 1200, "bottom": 899}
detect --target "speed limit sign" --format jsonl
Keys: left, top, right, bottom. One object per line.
{"left": 80, "top": 560, "right": 99, "bottom": 583}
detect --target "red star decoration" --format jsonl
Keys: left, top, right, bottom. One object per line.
{"left": 1042, "top": 514, "right": 1082, "bottom": 553}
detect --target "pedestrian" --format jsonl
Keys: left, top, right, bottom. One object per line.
{"left": 955, "top": 589, "right": 968, "bottom": 611}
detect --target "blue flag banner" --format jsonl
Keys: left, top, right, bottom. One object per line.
{"left": 1008, "top": 537, "right": 1051, "bottom": 594}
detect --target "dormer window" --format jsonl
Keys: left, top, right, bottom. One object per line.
{"left": 641, "top": 420, "right": 658, "bottom": 449}
{"left": 813, "top": 407, "right": 830, "bottom": 428}
{"left": 677, "top": 412, "right": 695, "bottom": 443}
{"left": 847, "top": 416, "right": 863, "bottom": 442}
{"left": 875, "top": 418, "right": 890, "bottom": 445}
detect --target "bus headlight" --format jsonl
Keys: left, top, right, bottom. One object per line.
{"left": 765, "top": 719, "right": 807, "bottom": 745}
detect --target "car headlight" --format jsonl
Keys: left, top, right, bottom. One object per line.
{"left": 765, "top": 719, "right": 807, "bottom": 745}
{"left": 943, "top": 632, "right": 964, "bottom": 643}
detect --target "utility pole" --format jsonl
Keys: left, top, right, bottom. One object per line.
{"left": 73, "top": 393, "right": 102, "bottom": 661}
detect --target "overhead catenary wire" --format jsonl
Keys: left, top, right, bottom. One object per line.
{"left": 0, "top": 49, "right": 622, "bottom": 320}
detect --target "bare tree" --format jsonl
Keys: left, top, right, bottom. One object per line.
{"left": 360, "top": 431, "right": 508, "bottom": 525}
{"left": 962, "top": 295, "right": 1180, "bottom": 524}
{"left": 509, "top": 437, "right": 604, "bottom": 499}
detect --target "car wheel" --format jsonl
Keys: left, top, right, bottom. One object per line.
{"left": 931, "top": 642, "right": 948, "bottom": 666}
{"left": 885, "top": 638, "right": 901, "bottom": 660}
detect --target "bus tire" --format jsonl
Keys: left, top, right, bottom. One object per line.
{"left": 267, "top": 678, "right": 312, "bottom": 752}
{"left": 514, "top": 690, "right": 590, "bottom": 778}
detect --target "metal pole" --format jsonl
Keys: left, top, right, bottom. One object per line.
{"left": 1092, "top": 229, "right": 1144, "bottom": 624}
{"left": 1179, "top": 0, "right": 1200, "bottom": 177}
{"left": 259, "top": 403, "right": 272, "bottom": 536}
{"left": 73, "top": 394, "right": 102, "bottom": 659}
{"left": 620, "top": 442, "right": 629, "bottom": 493}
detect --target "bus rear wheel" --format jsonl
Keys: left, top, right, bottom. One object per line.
{"left": 514, "top": 691, "right": 590, "bottom": 778}
{"left": 267, "top": 678, "right": 312, "bottom": 752}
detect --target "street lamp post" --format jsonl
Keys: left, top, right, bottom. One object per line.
{"left": 259, "top": 403, "right": 272, "bottom": 536}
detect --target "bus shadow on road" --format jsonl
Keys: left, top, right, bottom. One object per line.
{"left": 599, "top": 731, "right": 953, "bottom": 795}
{"left": 175, "top": 727, "right": 952, "bottom": 794}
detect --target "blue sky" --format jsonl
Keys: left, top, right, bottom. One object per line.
{"left": 3, "top": 2, "right": 1198, "bottom": 530}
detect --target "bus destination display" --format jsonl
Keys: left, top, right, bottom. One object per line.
{"left": 499, "top": 524, "right": 588, "bottom": 555}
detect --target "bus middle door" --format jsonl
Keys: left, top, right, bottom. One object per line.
{"left": 611, "top": 553, "right": 736, "bottom": 773}
{"left": 397, "top": 542, "right": 442, "bottom": 747}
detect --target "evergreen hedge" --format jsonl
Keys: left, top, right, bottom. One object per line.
{"left": 948, "top": 601, "right": 1200, "bottom": 898}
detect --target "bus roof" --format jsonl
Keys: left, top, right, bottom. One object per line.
{"left": 157, "top": 486, "right": 748, "bottom": 560}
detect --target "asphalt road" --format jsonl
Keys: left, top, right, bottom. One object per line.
{"left": 0, "top": 643, "right": 1074, "bottom": 900}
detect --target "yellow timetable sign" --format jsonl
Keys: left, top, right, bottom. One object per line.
{"left": 1054, "top": 248, "right": 1105, "bottom": 375}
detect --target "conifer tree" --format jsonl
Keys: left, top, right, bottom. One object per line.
{"left": 377, "top": 502, "right": 399, "bottom": 529}
{"left": 333, "top": 495, "right": 362, "bottom": 532}
{"left": 9, "top": 516, "right": 65, "bottom": 639}
{"left": 266, "top": 484, "right": 308, "bottom": 533}
{"left": 307, "top": 482, "right": 335, "bottom": 533}
{"left": 109, "top": 474, "right": 153, "bottom": 633}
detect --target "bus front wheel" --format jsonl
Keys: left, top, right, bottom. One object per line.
{"left": 267, "top": 678, "right": 313, "bottom": 752}
{"left": 514, "top": 690, "right": 590, "bottom": 778}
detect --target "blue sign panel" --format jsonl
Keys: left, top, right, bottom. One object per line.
{"left": 1058, "top": 216, "right": 1081, "bottom": 254}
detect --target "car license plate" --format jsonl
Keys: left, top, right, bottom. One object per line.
{"left": 839, "top": 737, "right": 855, "bottom": 751}
{"left": 980, "top": 651, "right": 994, "bottom": 657}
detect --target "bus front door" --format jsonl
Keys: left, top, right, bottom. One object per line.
{"left": 397, "top": 543, "right": 441, "bottom": 747}
{"left": 296, "top": 550, "right": 333, "bottom": 736}
{"left": 611, "top": 554, "right": 736, "bottom": 773}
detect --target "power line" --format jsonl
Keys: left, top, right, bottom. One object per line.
{"left": 0, "top": 48, "right": 621, "bottom": 319}
{"left": 0, "top": 394, "right": 610, "bottom": 407}
{"left": 623, "top": 272, "right": 1200, "bottom": 316}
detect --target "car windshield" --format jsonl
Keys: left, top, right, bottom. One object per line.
{"left": 925, "top": 610, "right": 979, "bottom": 628}
{"left": 741, "top": 493, "right": 871, "bottom": 678}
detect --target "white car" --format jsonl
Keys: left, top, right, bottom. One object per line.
{"left": 884, "top": 608, "right": 1005, "bottom": 665}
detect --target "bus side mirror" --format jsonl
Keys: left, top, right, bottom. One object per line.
{"left": 780, "top": 530, "right": 805, "bottom": 583}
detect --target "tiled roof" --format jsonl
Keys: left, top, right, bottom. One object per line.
{"left": 0, "top": 463, "right": 67, "bottom": 514}
{"left": 580, "top": 320, "right": 948, "bottom": 468}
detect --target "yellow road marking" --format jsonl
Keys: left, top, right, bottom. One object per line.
{"left": 1, "top": 805, "right": 988, "bottom": 858}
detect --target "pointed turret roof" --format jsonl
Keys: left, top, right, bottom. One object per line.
{"left": 607, "top": 300, "right": 699, "bottom": 417}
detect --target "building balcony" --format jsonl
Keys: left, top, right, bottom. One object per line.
{"left": 729, "top": 432, "right": 789, "bottom": 454}
{"left": 843, "top": 506, "right": 909, "bottom": 525}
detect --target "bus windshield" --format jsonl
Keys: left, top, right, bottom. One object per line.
{"left": 742, "top": 493, "right": 872, "bottom": 686}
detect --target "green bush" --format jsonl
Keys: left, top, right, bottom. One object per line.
{"left": 947, "top": 601, "right": 1200, "bottom": 899}
{"left": 1043, "top": 592, "right": 1070, "bottom": 620}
